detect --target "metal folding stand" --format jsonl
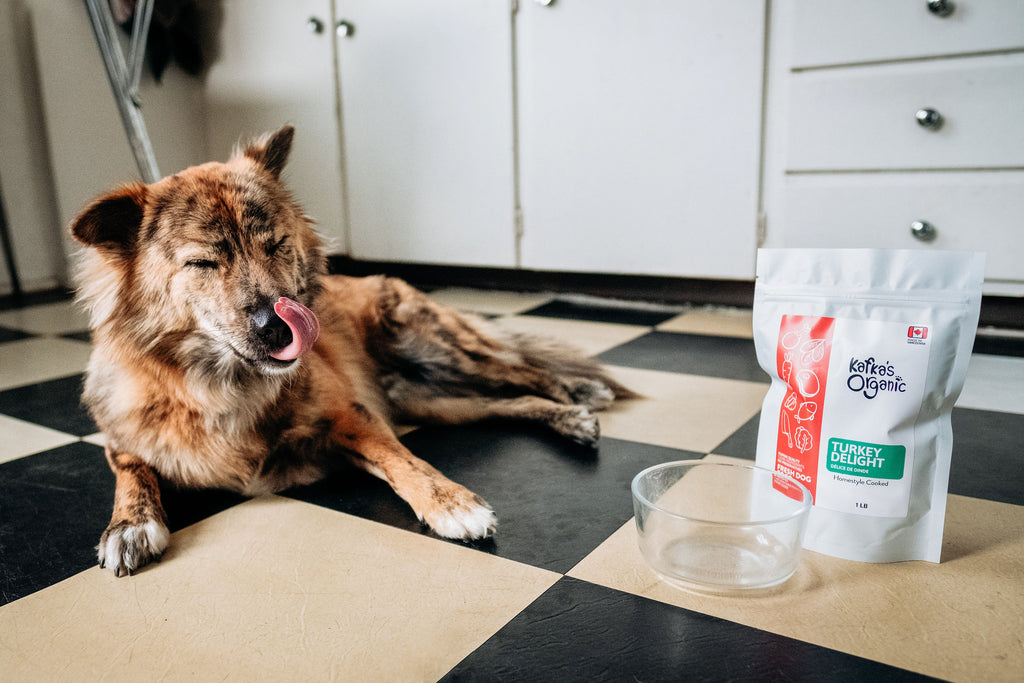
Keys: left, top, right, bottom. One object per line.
{"left": 83, "top": 0, "right": 161, "bottom": 183}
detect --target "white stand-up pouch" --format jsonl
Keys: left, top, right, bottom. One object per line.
{"left": 753, "top": 249, "right": 984, "bottom": 563}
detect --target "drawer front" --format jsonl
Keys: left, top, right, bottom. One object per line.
{"left": 768, "top": 172, "right": 1024, "bottom": 282}
{"left": 792, "top": 0, "right": 1024, "bottom": 69}
{"left": 786, "top": 55, "right": 1024, "bottom": 171}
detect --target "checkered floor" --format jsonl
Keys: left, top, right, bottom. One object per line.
{"left": 1, "top": 287, "right": 1022, "bottom": 681}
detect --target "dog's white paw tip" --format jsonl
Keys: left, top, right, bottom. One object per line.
{"left": 427, "top": 499, "right": 497, "bottom": 541}
{"left": 98, "top": 519, "right": 170, "bottom": 577}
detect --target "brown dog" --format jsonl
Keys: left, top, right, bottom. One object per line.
{"left": 72, "top": 126, "right": 633, "bottom": 576}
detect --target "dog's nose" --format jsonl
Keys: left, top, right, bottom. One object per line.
{"left": 251, "top": 305, "right": 293, "bottom": 352}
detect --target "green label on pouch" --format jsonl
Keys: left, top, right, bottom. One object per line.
{"left": 826, "top": 438, "right": 906, "bottom": 479}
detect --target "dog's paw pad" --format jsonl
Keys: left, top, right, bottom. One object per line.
{"left": 423, "top": 491, "right": 497, "bottom": 541}
{"left": 97, "top": 519, "right": 170, "bottom": 577}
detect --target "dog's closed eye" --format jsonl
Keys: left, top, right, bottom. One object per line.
{"left": 266, "top": 235, "right": 289, "bottom": 257}
{"left": 186, "top": 258, "right": 219, "bottom": 270}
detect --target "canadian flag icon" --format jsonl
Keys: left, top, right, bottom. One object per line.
{"left": 908, "top": 326, "right": 928, "bottom": 340}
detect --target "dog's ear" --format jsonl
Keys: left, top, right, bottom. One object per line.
{"left": 242, "top": 125, "right": 295, "bottom": 180}
{"left": 71, "top": 182, "right": 148, "bottom": 255}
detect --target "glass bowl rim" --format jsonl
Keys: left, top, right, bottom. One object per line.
{"left": 631, "top": 459, "right": 813, "bottom": 527}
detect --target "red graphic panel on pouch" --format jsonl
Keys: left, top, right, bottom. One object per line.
{"left": 774, "top": 315, "right": 835, "bottom": 501}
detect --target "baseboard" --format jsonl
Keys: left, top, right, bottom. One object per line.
{"left": 2, "top": 262, "right": 1018, "bottom": 331}
{"left": 328, "top": 257, "right": 756, "bottom": 308}
{"left": 329, "top": 257, "right": 1023, "bottom": 330}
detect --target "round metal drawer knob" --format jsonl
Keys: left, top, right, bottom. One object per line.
{"left": 916, "top": 108, "right": 944, "bottom": 131}
{"left": 307, "top": 17, "right": 324, "bottom": 34}
{"left": 910, "top": 220, "right": 938, "bottom": 242}
{"left": 336, "top": 20, "right": 355, "bottom": 37}
{"left": 927, "top": 0, "right": 955, "bottom": 17}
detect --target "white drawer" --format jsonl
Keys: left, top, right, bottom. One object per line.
{"left": 792, "top": 0, "right": 1024, "bottom": 69}
{"left": 786, "top": 54, "right": 1024, "bottom": 172}
{"left": 767, "top": 171, "right": 1024, "bottom": 282}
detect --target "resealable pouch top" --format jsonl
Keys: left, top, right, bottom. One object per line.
{"left": 753, "top": 249, "right": 985, "bottom": 563}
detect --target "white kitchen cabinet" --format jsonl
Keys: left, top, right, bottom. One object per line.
{"left": 203, "top": 0, "right": 347, "bottom": 248}
{"left": 787, "top": 55, "right": 1024, "bottom": 172}
{"left": 762, "top": 0, "right": 1024, "bottom": 295}
{"left": 200, "top": 1, "right": 766, "bottom": 279}
{"left": 778, "top": 172, "right": 1024, "bottom": 284}
{"left": 517, "top": 0, "right": 766, "bottom": 279}
{"left": 335, "top": 0, "right": 517, "bottom": 267}
{"left": 791, "top": 0, "right": 1024, "bottom": 68}
{"left": 329, "top": 0, "right": 765, "bottom": 277}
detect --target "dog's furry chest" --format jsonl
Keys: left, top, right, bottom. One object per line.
{"left": 84, "top": 355, "right": 329, "bottom": 491}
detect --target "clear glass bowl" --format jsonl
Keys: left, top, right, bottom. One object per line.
{"left": 632, "top": 460, "right": 812, "bottom": 593}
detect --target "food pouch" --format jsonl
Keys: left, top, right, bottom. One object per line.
{"left": 753, "top": 249, "right": 984, "bottom": 563}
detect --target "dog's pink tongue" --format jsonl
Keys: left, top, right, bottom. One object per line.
{"left": 271, "top": 297, "right": 320, "bottom": 361}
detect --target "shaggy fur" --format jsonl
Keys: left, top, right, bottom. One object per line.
{"left": 72, "top": 126, "right": 634, "bottom": 576}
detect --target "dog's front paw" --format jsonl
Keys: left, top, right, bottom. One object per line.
{"left": 420, "top": 487, "right": 497, "bottom": 541}
{"left": 97, "top": 519, "right": 170, "bottom": 577}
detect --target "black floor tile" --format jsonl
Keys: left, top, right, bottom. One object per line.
{"left": 0, "top": 288, "right": 74, "bottom": 312}
{"left": 598, "top": 330, "right": 769, "bottom": 383}
{"left": 0, "top": 442, "right": 249, "bottom": 606}
{"left": 442, "top": 576, "right": 933, "bottom": 682}
{"left": 161, "top": 485, "right": 250, "bottom": 533}
{"left": 0, "top": 442, "right": 112, "bottom": 605}
{"left": 711, "top": 412, "right": 760, "bottom": 460}
{"left": 0, "top": 374, "right": 96, "bottom": 436}
{"left": 62, "top": 331, "right": 92, "bottom": 343}
{"left": 286, "top": 425, "right": 697, "bottom": 573}
{"left": 972, "top": 334, "right": 1024, "bottom": 357}
{"left": 522, "top": 299, "right": 676, "bottom": 327}
{"left": 949, "top": 407, "right": 1024, "bottom": 506}
{"left": 0, "top": 327, "right": 34, "bottom": 344}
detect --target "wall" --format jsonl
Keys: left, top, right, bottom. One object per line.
{"left": 0, "top": 0, "right": 208, "bottom": 296}
{"left": 0, "top": 0, "right": 64, "bottom": 295}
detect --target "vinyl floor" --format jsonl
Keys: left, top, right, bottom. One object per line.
{"left": 0, "top": 287, "right": 1022, "bottom": 682}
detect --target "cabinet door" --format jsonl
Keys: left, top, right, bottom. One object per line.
{"left": 337, "top": 0, "right": 516, "bottom": 267}
{"left": 203, "top": 0, "right": 346, "bottom": 247}
{"left": 518, "top": 0, "right": 766, "bottom": 279}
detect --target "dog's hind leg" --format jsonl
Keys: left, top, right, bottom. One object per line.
{"left": 393, "top": 390, "right": 601, "bottom": 448}
{"left": 375, "top": 277, "right": 636, "bottom": 408}
{"left": 327, "top": 403, "right": 497, "bottom": 540}
{"left": 97, "top": 448, "right": 170, "bottom": 576}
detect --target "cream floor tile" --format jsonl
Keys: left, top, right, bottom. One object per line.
{"left": 658, "top": 307, "right": 754, "bottom": 339}
{"left": 957, "top": 353, "right": 1024, "bottom": 414}
{"left": 599, "top": 366, "right": 768, "bottom": 453}
{"left": 427, "top": 287, "right": 554, "bottom": 316}
{"left": 0, "top": 496, "right": 560, "bottom": 682}
{"left": 0, "top": 337, "right": 93, "bottom": 390}
{"left": 568, "top": 494, "right": 1024, "bottom": 683}
{"left": 82, "top": 432, "right": 107, "bottom": 447}
{"left": 0, "top": 301, "right": 90, "bottom": 335}
{"left": 493, "top": 315, "right": 650, "bottom": 358}
{"left": 0, "top": 414, "right": 77, "bottom": 463}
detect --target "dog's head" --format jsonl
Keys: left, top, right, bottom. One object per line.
{"left": 72, "top": 125, "right": 327, "bottom": 377}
